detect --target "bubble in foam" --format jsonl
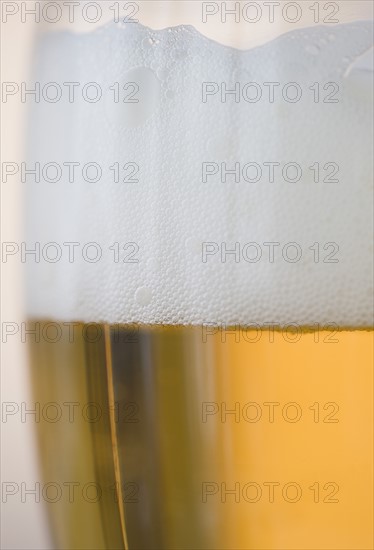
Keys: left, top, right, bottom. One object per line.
{"left": 172, "top": 49, "right": 188, "bottom": 60}
{"left": 305, "top": 43, "right": 320, "bottom": 55}
{"left": 135, "top": 287, "right": 152, "bottom": 307}
{"left": 142, "top": 36, "right": 159, "bottom": 49}
{"left": 156, "top": 67, "right": 169, "bottom": 80}
{"left": 26, "top": 22, "right": 373, "bottom": 326}
{"left": 165, "top": 89, "right": 175, "bottom": 99}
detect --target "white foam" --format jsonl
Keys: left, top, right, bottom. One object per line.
{"left": 26, "top": 22, "right": 373, "bottom": 326}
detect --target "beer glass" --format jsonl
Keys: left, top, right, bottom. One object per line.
{"left": 23, "top": 1, "right": 373, "bottom": 548}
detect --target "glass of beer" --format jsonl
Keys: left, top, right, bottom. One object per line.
{"left": 25, "top": 2, "right": 373, "bottom": 549}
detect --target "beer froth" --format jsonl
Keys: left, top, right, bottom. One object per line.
{"left": 25, "top": 22, "right": 373, "bottom": 326}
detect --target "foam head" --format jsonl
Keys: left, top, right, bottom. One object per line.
{"left": 26, "top": 22, "right": 373, "bottom": 326}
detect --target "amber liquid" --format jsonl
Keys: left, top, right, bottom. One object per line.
{"left": 29, "top": 323, "right": 373, "bottom": 549}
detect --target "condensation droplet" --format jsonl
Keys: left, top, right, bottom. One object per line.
{"left": 135, "top": 286, "right": 152, "bottom": 306}
{"left": 106, "top": 67, "right": 161, "bottom": 127}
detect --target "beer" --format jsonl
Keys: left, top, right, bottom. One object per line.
{"left": 29, "top": 323, "right": 373, "bottom": 549}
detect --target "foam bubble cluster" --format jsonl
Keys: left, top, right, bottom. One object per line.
{"left": 26, "top": 22, "right": 373, "bottom": 326}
